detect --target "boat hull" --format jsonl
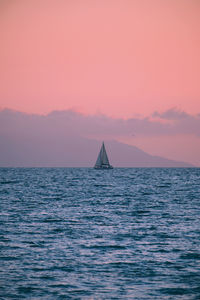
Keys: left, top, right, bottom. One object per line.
{"left": 94, "top": 165, "right": 113, "bottom": 170}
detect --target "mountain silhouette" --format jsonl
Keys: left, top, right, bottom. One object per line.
{"left": 0, "top": 109, "right": 194, "bottom": 167}
{"left": 0, "top": 135, "right": 193, "bottom": 167}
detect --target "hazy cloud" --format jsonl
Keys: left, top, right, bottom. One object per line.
{"left": 1, "top": 108, "right": 200, "bottom": 138}
{"left": 152, "top": 108, "right": 189, "bottom": 120}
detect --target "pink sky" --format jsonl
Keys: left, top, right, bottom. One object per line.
{"left": 0, "top": 0, "right": 200, "bottom": 117}
{"left": 0, "top": 0, "right": 200, "bottom": 165}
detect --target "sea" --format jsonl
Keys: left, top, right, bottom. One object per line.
{"left": 0, "top": 167, "right": 200, "bottom": 299}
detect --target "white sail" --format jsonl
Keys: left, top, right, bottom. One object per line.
{"left": 94, "top": 142, "right": 113, "bottom": 169}
{"left": 95, "top": 150, "right": 102, "bottom": 168}
{"left": 101, "top": 142, "right": 109, "bottom": 165}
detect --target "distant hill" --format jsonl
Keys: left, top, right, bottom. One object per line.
{"left": 0, "top": 135, "right": 193, "bottom": 167}
{"left": 0, "top": 109, "right": 194, "bottom": 167}
{"left": 106, "top": 140, "right": 194, "bottom": 167}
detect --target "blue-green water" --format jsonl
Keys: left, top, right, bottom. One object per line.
{"left": 0, "top": 168, "right": 200, "bottom": 299}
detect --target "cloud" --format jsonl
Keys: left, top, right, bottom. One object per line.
{"left": 48, "top": 108, "right": 200, "bottom": 137}
{"left": 1, "top": 107, "right": 200, "bottom": 139}
{"left": 152, "top": 108, "right": 189, "bottom": 120}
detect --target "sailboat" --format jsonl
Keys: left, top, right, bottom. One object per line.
{"left": 94, "top": 142, "right": 113, "bottom": 169}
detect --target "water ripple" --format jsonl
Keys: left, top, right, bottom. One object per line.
{"left": 0, "top": 167, "right": 200, "bottom": 299}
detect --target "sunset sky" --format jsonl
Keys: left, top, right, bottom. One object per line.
{"left": 0, "top": 0, "right": 200, "bottom": 165}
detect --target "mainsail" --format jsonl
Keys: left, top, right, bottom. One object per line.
{"left": 94, "top": 142, "right": 113, "bottom": 169}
